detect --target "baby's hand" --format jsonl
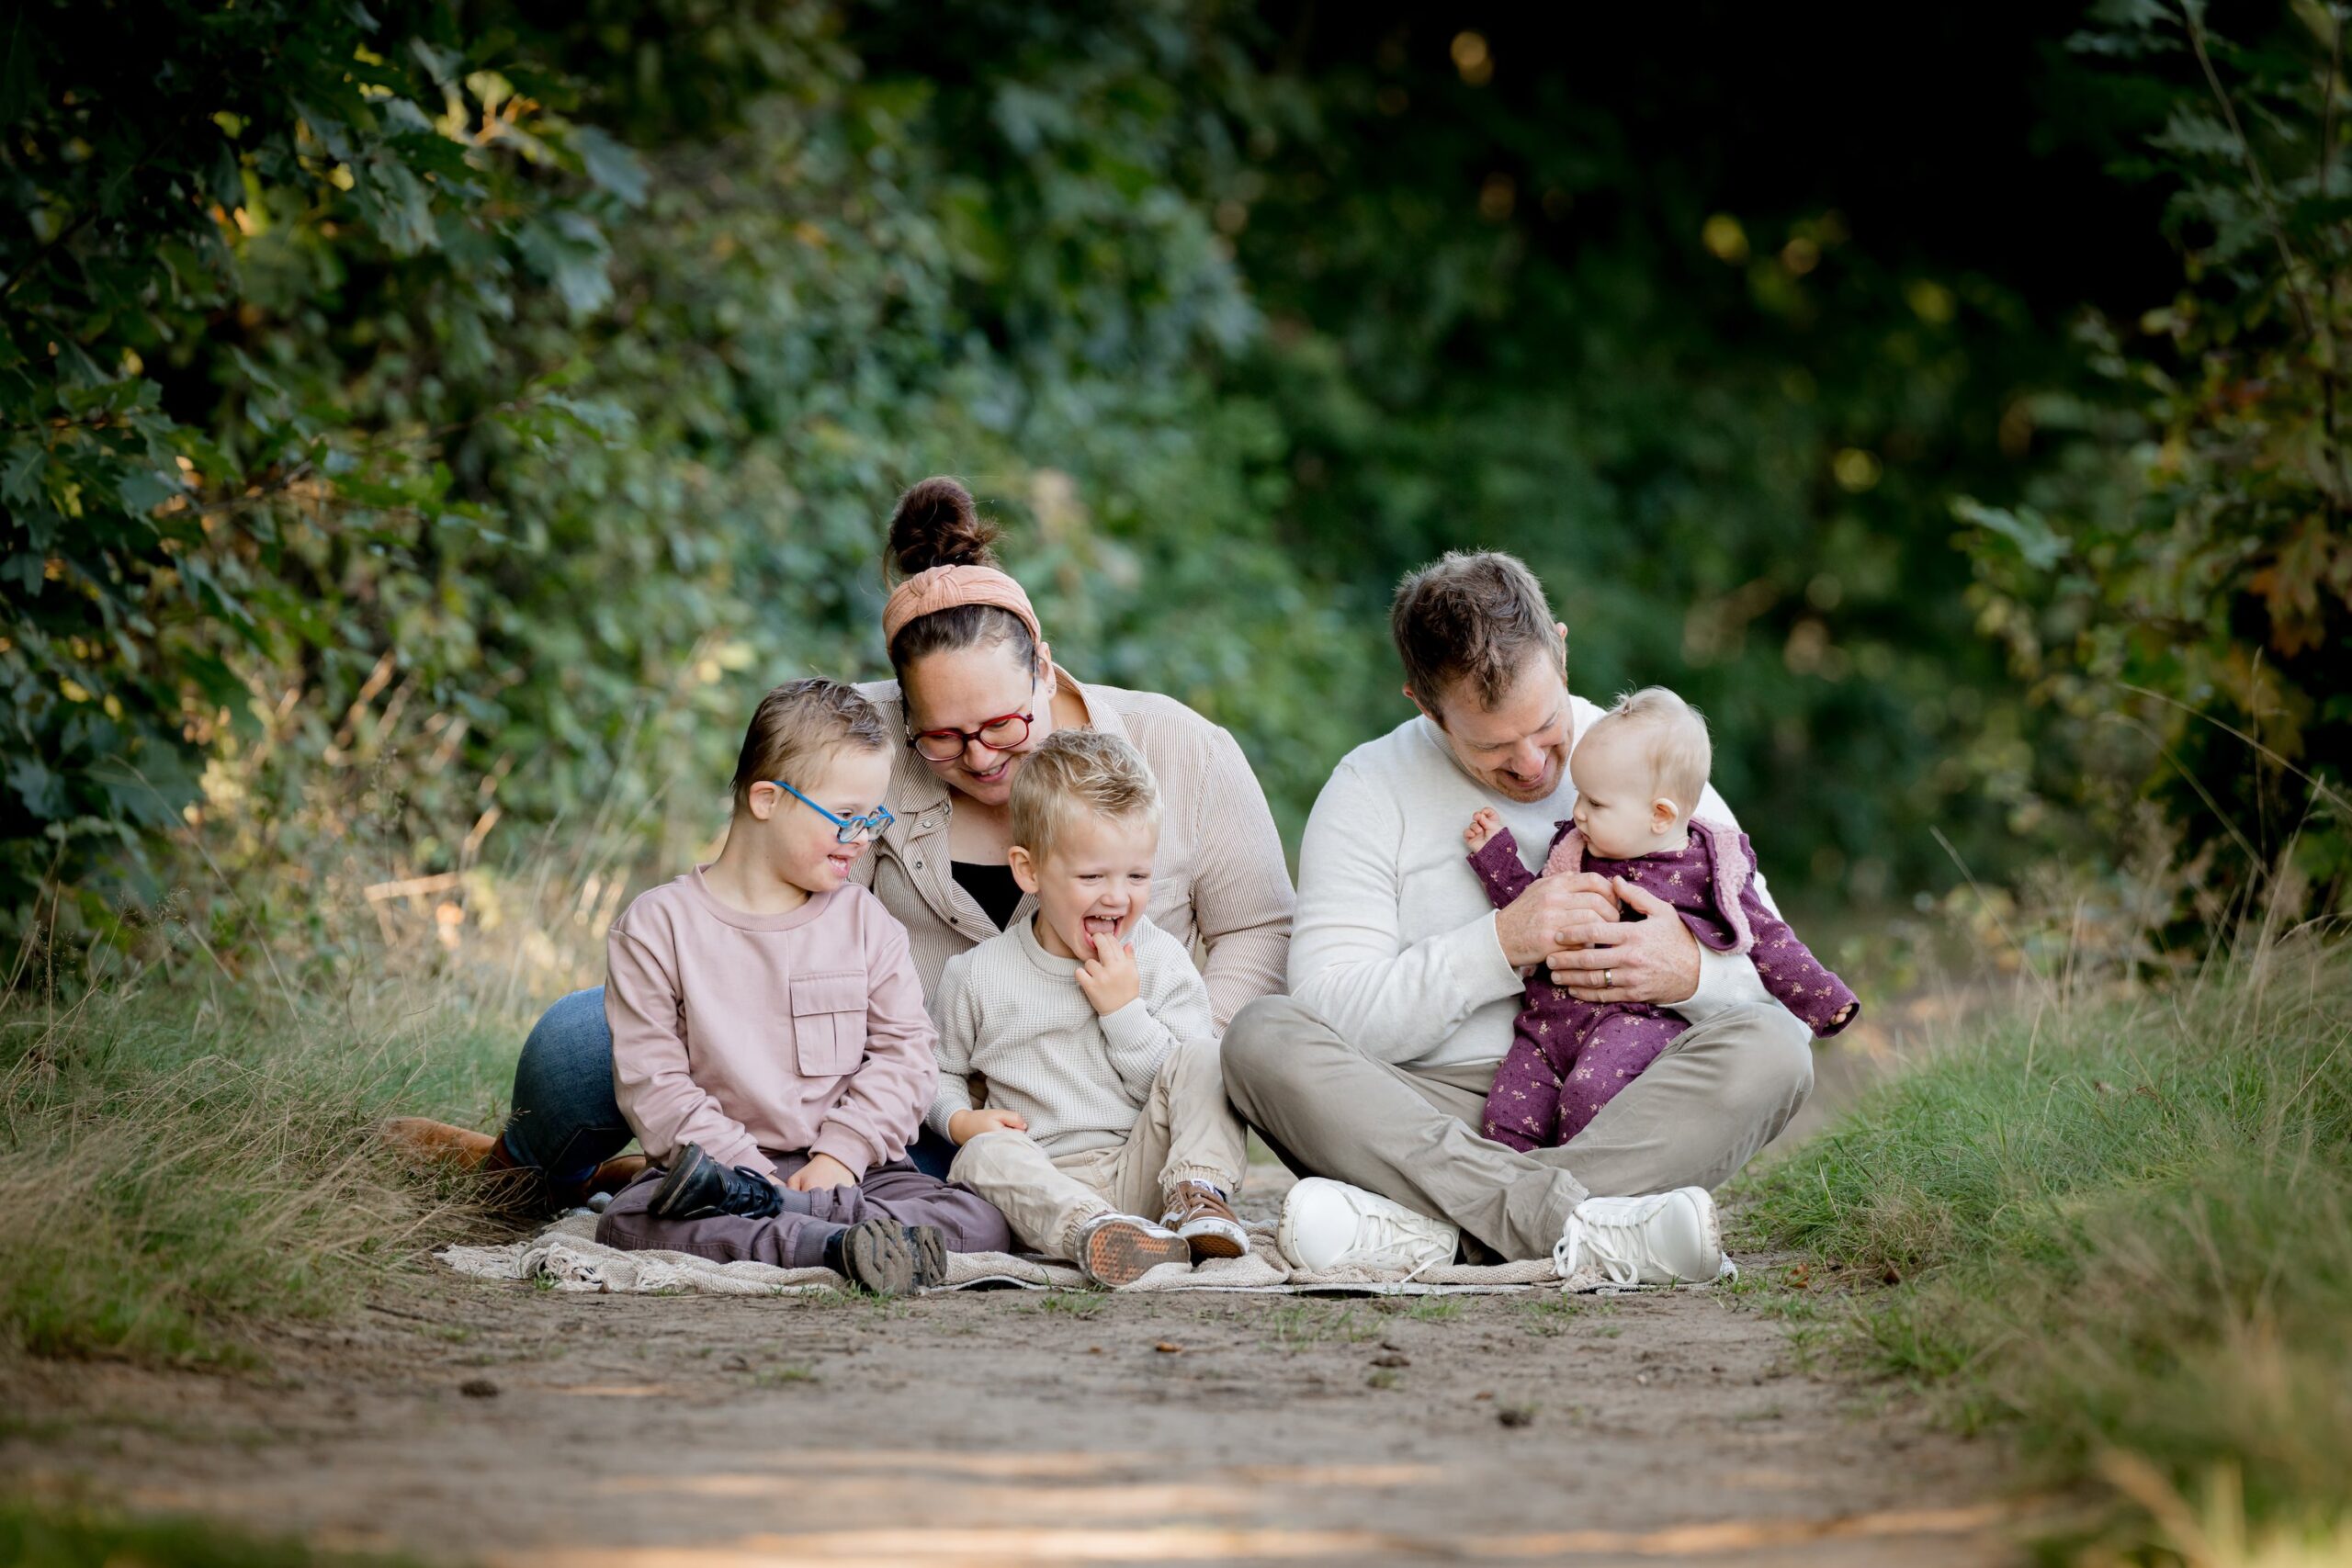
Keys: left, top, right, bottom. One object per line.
{"left": 947, "top": 1107, "right": 1029, "bottom": 1145}
{"left": 1464, "top": 807, "right": 1502, "bottom": 852}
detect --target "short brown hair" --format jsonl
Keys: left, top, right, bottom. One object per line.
{"left": 1008, "top": 729, "right": 1162, "bottom": 864}
{"left": 730, "top": 679, "right": 890, "bottom": 811}
{"left": 1390, "top": 550, "right": 1562, "bottom": 715}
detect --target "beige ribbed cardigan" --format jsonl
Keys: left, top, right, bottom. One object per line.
{"left": 850, "top": 667, "right": 1293, "bottom": 1031}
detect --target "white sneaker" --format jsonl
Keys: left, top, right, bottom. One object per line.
{"left": 1554, "top": 1187, "right": 1724, "bottom": 1288}
{"left": 1278, "top": 1178, "right": 1460, "bottom": 1274}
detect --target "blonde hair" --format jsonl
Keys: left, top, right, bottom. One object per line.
{"left": 730, "top": 679, "right": 890, "bottom": 812}
{"left": 1591, "top": 686, "right": 1712, "bottom": 818}
{"left": 1009, "top": 729, "right": 1162, "bottom": 863}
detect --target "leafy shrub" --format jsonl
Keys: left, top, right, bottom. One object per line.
{"left": 9, "top": 1, "right": 2316, "bottom": 964}
{"left": 0, "top": 0, "right": 651, "bottom": 921}
{"left": 1957, "top": 1, "right": 2352, "bottom": 936}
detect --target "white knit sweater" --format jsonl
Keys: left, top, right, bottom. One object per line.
{"left": 1288, "top": 708, "right": 1780, "bottom": 1072}
{"left": 928, "top": 915, "right": 1214, "bottom": 1157}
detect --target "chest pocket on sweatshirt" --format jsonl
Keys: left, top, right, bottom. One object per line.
{"left": 790, "top": 971, "right": 868, "bottom": 1077}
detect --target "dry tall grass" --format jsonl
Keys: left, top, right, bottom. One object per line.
{"left": 0, "top": 715, "right": 678, "bottom": 1365}
{"left": 0, "top": 976, "right": 503, "bottom": 1364}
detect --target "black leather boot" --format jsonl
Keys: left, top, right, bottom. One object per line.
{"left": 647, "top": 1143, "right": 784, "bottom": 1221}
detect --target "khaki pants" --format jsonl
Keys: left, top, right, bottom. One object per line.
{"left": 948, "top": 1036, "right": 1248, "bottom": 1258}
{"left": 1219, "top": 995, "right": 1813, "bottom": 1262}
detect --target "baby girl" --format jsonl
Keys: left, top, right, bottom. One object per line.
{"left": 1464, "top": 687, "right": 1858, "bottom": 1153}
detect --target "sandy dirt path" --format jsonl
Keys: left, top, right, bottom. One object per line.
{"left": 9, "top": 1148, "right": 2041, "bottom": 1568}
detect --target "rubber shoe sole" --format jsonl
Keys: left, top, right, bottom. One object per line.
{"left": 1080, "top": 1218, "right": 1193, "bottom": 1287}
{"left": 905, "top": 1224, "right": 948, "bottom": 1290}
{"left": 835, "top": 1217, "right": 918, "bottom": 1297}
{"left": 647, "top": 1145, "right": 717, "bottom": 1220}
{"left": 1175, "top": 1219, "right": 1249, "bottom": 1262}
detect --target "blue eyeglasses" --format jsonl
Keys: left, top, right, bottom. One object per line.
{"left": 768, "top": 780, "right": 896, "bottom": 844}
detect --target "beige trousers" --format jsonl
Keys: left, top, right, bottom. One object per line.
{"left": 947, "top": 1035, "right": 1249, "bottom": 1258}
{"left": 1219, "top": 995, "right": 1814, "bottom": 1262}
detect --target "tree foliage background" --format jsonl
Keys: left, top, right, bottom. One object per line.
{"left": 3, "top": 0, "right": 2345, "bottom": 964}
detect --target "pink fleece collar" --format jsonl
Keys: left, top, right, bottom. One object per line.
{"left": 1539, "top": 817, "right": 1755, "bottom": 955}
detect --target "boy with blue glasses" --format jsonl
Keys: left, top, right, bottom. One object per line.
{"left": 592, "top": 679, "right": 1011, "bottom": 1293}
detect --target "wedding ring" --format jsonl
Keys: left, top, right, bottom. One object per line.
{"left": 1604, "top": 967, "right": 1614, "bottom": 990}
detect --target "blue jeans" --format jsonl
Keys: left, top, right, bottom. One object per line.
{"left": 501, "top": 987, "right": 960, "bottom": 1189}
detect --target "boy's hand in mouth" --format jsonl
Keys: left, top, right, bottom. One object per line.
{"left": 1074, "top": 922, "right": 1141, "bottom": 1016}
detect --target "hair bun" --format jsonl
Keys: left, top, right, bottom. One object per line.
{"left": 887, "top": 477, "right": 1000, "bottom": 580}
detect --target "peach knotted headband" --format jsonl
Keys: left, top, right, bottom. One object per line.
{"left": 880, "top": 564, "right": 1043, "bottom": 649}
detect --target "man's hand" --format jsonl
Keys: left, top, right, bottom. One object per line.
{"left": 1495, "top": 871, "right": 1622, "bottom": 969}
{"left": 1546, "top": 876, "right": 1702, "bottom": 1005}
{"left": 786, "top": 1152, "right": 860, "bottom": 1192}
{"left": 1075, "top": 930, "right": 1141, "bottom": 1015}
{"left": 947, "top": 1106, "right": 1029, "bottom": 1145}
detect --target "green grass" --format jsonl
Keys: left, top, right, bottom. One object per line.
{"left": 0, "top": 1496, "right": 435, "bottom": 1567}
{"left": 1734, "top": 936, "right": 2352, "bottom": 1536}
{"left": 1517, "top": 1294, "right": 1623, "bottom": 1337}
{"left": 1259, "top": 1302, "right": 1382, "bottom": 1351}
{"left": 0, "top": 975, "right": 518, "bottom": 1366}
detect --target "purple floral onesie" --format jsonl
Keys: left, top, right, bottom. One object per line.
{"left": 1468, "top": 817, "right": 1858, "bottom": 1153}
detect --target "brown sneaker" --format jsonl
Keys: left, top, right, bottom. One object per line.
{"left": 582, "top": 1154, "right": 650, "bottom": 1198}
{"left": 1072, "top": 1213, "right": 1193, "bottom": 1287}
{"left": 379, "top": 1117, "right": 497, "bottom": 1172}
{"left": 1160, "top": 1180, "right": 1250, "bottom": 1262}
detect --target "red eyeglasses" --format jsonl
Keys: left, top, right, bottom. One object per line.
{"left": 908, "top": 709, "right": 1034, "bottom": 763}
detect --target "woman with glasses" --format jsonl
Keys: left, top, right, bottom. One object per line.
{"left": 387, "top": 477, "right": 1294, "bottom": 1207}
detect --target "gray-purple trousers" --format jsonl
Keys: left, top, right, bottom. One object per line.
{"left": 594, "top": 1148, "right": 1012, "bottom": 1269}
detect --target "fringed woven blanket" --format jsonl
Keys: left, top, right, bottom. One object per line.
{"left": 436, "top": 1211, "right": 1723, "bottom": 1298}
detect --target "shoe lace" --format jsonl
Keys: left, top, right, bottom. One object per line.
{"left": 1350, "top": 1205, "right": 1439, "bottom": 1269}
{"left": 727, "top": 1163, "right": 785, "bottom": 1220}
{"left": 1553, "top": 1205, "right": 1646, "bottom": 1288}
{"left": 1166, "top": 1181, "right": 1236, "bottom": 1227}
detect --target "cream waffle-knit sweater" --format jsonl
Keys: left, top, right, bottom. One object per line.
{"left": 927, "top": 915, "right": 1214, "bottom": 1157}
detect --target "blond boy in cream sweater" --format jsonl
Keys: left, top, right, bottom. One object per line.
{"left": 930, "top": 730, "right": 1251, "bottom": 1286}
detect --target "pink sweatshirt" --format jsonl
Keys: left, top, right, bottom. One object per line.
{"left": 605, "top": 869, "right": 938, "bottom": 1181}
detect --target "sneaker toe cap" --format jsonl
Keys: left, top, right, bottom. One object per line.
{"left": 1275, "top": 1182, "right": 1351, "bottom": 1270}
{"left": 1657, "top": 1190, "right": 1724, "bottom": 1281}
